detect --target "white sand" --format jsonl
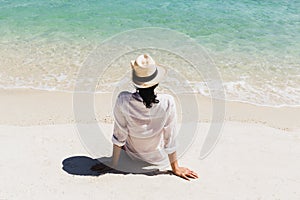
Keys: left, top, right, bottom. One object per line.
{"left": 0, "top": 89, "right": 300, "bottom": 199}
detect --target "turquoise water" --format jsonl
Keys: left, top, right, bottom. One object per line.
{"left": 1, "top": 0, "right": 299, "bottom": 50}
{"left": 0, "top": 0, "right": 299, "bottom": 106}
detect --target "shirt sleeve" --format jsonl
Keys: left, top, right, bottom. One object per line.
{"left": 163, "top": 96, "right": 177, "bottom": 154}
{"left": 111, "top": 94, "right": 128, "bottom": 146}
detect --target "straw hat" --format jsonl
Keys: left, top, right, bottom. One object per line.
{"left": 131, "top": 54, "right": 166, "bottom": 88}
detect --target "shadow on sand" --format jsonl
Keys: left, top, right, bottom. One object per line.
{"left": 62, "top": 154, "right": 173, "bottom": 177}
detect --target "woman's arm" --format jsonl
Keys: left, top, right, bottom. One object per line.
{"left": 90, "top": 144, "right": 122, "bottom": 172}
{"left": 168, "top": 151, "right": 199, "bottom": 181}
{"left": 111, "top": 144, "right": 122, "bottom": 168}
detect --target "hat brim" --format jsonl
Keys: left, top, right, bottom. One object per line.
{"left": 132, "top": 65, "right": 166, "bottom": 89}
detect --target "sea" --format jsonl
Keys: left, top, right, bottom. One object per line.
{"left": 0, "top": 0, "right": 299, "bottom": 107}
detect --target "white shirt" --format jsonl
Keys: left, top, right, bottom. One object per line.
{"left": 112, "top": 91, "right": 177, "bottom": 165}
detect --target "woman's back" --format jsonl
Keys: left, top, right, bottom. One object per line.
{"left": 112, "top": 91, "right": 177, "bottom": 165}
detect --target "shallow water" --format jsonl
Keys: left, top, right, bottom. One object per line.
{"left": 0, "top": 0, "right": 299, "bottom": 106}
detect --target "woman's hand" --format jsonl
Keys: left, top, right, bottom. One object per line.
{"left": 90, "top": 162, "right": 113, "bottom": 173}
{"left": 168, "top": 152, "right": 199, "bottom": 181}
{"left": 172, "top": 166, "right": 199, "bottom": 181}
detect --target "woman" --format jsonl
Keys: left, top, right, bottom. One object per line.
{"left": 94, "top": 54, "right": 198, "bottom": 181}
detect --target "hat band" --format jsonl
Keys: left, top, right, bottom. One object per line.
{"left": 132, "top": 68, "right": 158, "bottom": 83}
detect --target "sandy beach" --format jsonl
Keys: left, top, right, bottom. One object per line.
{"left": 0, "top": 89, "right": 299, "bottom": 199}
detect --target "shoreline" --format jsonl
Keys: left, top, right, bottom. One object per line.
{"left": 1, "top": 88, "right": 299, "bottom": 131}
{"left": 1, "top": 87, "right": 300, "bottom": 109}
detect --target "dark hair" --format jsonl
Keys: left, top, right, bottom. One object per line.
{"left": 137, "top": 84, "right": 159, "bottom": 108}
